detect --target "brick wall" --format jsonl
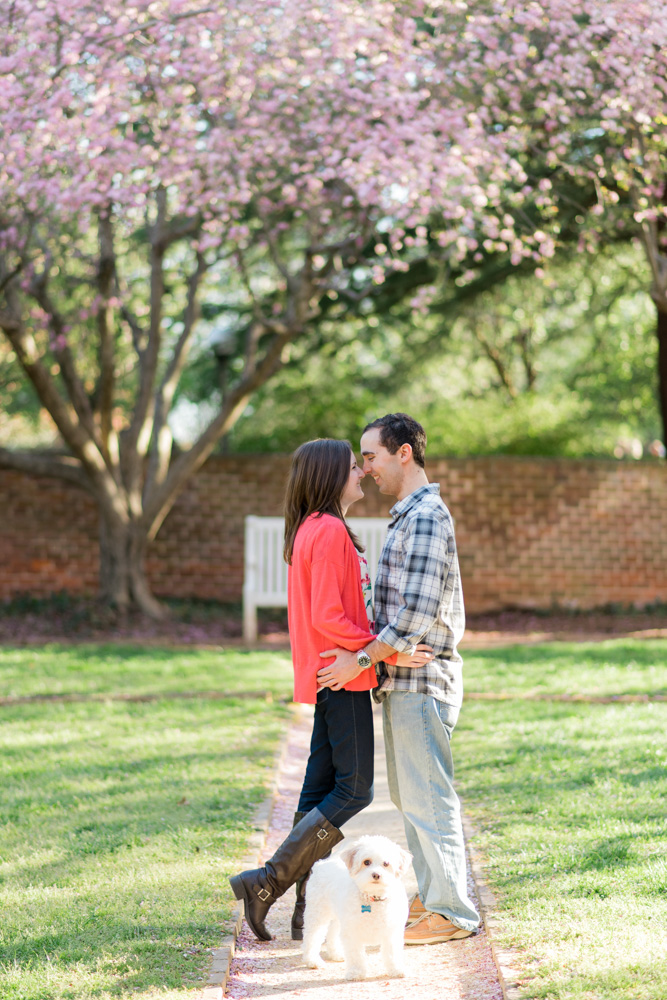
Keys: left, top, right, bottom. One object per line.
{"left": 1, "top": 455, "right": 666, "bottom": 612}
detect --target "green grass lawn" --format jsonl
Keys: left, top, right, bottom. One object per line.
{"left": 0, "top": 646, "right": 294, "bottom": 1000}
{"left": 462, "top": 639, "right": 667, "bottom": 699}
{"left": 458, "top": 640, "right": 667, "bottom": 1000}
{"left": 1, "top": 640, "right": 665, "bottom": 1000}
{"left": 0, "top": 644, "right": 294, "bottom": 701}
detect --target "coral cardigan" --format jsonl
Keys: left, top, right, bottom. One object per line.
{"left": 288, "top": 512, "right": 379, "bottom": 705}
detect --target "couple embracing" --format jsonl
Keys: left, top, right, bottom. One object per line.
{"left": 230, "top": 413, "right": 480, "bottom": 946}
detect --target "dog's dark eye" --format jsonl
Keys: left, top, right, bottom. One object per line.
{"left": 363, "top": 859, "right": 372, "bottom": 866}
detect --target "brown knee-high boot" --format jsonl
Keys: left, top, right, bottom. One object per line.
{"left": 229, "top": 807, "right": 343, "bottom": 941}
{"left": 289, "top": 810, "right": 337, "bottom": 940}
{"left": 290, "top": 811, "right": 309, "bottom": 940}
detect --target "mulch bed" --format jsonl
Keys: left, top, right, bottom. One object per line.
{"left": 2, "top": 598, "right": 667, "bottom": 646}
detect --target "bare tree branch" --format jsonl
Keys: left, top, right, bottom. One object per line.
{"left": 471, "top": 314, "right": 518, "bottom": 399}
{"left": 144, "top": 251, "right": 208, "bottom": 502}
{"left": 124, "top": 187, "right": 167, "bottom": 504}
{"left": 143, "top": 323, "right": 294, "bottom": 539}
{"left": 236, "top": 247, "right": 265, "bottom": 322}
{"left": 121, "top": 305, "right": 146, "bottom": 357}
{"left": 0, "top": 260, "right": 23, "bottom": 294}
{"left": 0, "top": 446, "right": 91, "bottom": 491}
{"left": 28, "top": 258, "right": 102, "bottom": 449}
{"left": 157, "top": 214, "right": 202, "bottom": 252}
{"left": 264, "top": 228, "right": 297, "bottom": 291}
{"left": 96, "top": 206, "right": 119, "bottom": 470}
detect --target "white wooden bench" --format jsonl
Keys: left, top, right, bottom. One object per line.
{"left": 243, "top": 515, "right": 390, "bottom": 643}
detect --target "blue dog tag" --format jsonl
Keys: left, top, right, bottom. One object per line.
{"left": 361, "top": 903, "right": 371, "bottom": 913}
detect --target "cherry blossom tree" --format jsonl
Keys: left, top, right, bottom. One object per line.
{"left": 439, "top": 0, "right": 667, "bottom": 442}
{"left": 0, "top": 0, "right": 528, "bottom": 614}
{"left": 3, "top": 0, "right": 665, "bottom": 616}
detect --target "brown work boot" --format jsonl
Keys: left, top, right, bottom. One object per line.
{"left": 404, "top": 911, "right": 474, "bottom": 945}
{"left": 406, "top": 892, "right": 426, "bottom": 924}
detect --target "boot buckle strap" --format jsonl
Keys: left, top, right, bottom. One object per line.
{"left": 316, "top": 828, "right": 329, "bottom": 841}
{"left": 256, "top": 887, "right": 271, "bottom": 902}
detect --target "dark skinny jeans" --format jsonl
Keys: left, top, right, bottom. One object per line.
{"left": 297, "top": 687, "right": 374, "bottom": 828}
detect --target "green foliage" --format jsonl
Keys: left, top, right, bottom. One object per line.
{"left": 0, "top": 342, "right": 51, "bottom": 445}
{"left": 223, "top": 245, "right": 660, "bottom": 459}
{"left": 1, "top": 229, "right": 659, "bottom": 461}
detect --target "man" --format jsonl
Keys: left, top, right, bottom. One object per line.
{"left": 317, "top": 412, "right": 480, "bottom": 945}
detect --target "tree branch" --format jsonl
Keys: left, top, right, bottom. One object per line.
{"left": 472, "top": 320, "right": 518, "bottom": 399}
{"left": 28, "top": 260, "right": 102, "bottom": 449}
{"left": 0, "top": 260, "right": 23, "bottom": 294}
{"left": 144, "top": 251, "right": 208, "bottom": 502}
{"left": 143, "top": 261, "right": 323, "bottom": 539}
{"left": 0, "top": 288, "right": 123, "bottom": 510}
{"left": 142, "top": 265, "right": 321, "bottom": 539}
{"left": 96, "top": 207, "right": 119, "bottom": 470}
{"left": 121, "top": 305, "right": 146, "bottom": 357}
{"left": 0, "top": 447, "right": 91, "bottom": 491}
{"left": 123, "top": 187, "right": 167, "bottom": 505}
{"left": 143, "top": 322, "right": 294, "bottom": 539}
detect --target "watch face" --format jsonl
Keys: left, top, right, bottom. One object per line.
{"left": 357, "top": 652, "right": 372, "bottom": 668}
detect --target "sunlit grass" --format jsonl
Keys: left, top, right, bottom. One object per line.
{"left": 456, "top": 640, "right": 667, "bottom": 1000}
{"left": 2, "top": 640, "right": 665, "bottom": 999}
{"left": 463, "top": 639, "right": 667, "bottom": 698}
{"left": 0, "top": 644, "right": 293, "bottom": 700}
{"left": 0, "top": 647, "right": 294, "bottom": 1000}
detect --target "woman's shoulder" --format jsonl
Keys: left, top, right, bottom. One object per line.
{"left": 299, "top": 512, "right": 347, "bottom": 537}
{"left": 295, "top": 513, "right": 351, "bottom": 554}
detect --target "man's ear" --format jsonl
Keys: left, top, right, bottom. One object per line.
{"left": 399, "top": 443, "right": 413, "bottom": 464}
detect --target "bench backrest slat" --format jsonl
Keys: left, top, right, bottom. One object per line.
{"left": 243, "top": 515, "right": 389, "bottom": 642}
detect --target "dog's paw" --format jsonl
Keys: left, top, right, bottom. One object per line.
{"left": 387, "top": 966, "right": 405, "bottom": 978}
{"left": 344, "top": 966, "right": 367, "bottom": 980}
{"left": 324, "top": 948, "right": 344, "bottom": 963}
{"left": 303, "top": 952, "right": 325, "bottom": 970}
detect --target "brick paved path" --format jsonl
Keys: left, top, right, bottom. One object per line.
{"left": 224, "top": 704, "right": 504, "bottom": 1000}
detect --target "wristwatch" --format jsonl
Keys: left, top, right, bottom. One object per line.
{"left": 356, "top": 650, "right": 372, "bottom": 669}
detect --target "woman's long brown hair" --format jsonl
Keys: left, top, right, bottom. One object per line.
{"left": 283, "top": 439, "right": 364, "bottom": 565}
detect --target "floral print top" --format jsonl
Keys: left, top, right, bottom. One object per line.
{"left": 358, "top": 552, "right": 374, "bottom": 629}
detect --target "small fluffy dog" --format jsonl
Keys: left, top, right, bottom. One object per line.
{"left": 302, "top": 834, "right": 412, "bottom": 980}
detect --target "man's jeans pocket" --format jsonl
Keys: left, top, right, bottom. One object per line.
{"left": 437, "top": 700, "right": 460, "bottom": 741}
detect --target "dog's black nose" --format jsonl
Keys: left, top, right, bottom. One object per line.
{"left": 372, "top": 872, "right": 380, "bottom": 880}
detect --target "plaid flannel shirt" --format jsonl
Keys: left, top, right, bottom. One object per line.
{"left": 373, "top": 483, "right": 464, "bottom": 706}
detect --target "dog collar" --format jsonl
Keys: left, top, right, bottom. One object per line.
{"left": 361, "top": 893, "right": 387, "bottom": 911}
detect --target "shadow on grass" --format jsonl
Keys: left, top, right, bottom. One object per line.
{"left": 0, "top": 697, "right": 289, "bottom": 1000}
{"left": 0, "top": 920, "right": 220, "bottom": 998}
{"left": 0, "top": 766, "right": 270, "bottom": 997}
{"left": 577, "top": 835, "right": 633, "bottom": 871}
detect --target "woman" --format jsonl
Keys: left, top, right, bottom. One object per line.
{"left": 229, "top": 438, "right": 431, "bottom": 942}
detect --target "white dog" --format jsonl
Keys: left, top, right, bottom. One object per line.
{"left": 302, "top": 834, "right": 412, "bottom": 980}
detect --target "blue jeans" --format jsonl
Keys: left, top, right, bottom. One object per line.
{"left": 297, "top": 688, "right": 374, "bottom": 828}
{"left": 382, "top": 691, "right": 479, "bottom": 932}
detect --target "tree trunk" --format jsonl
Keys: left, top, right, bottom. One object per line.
{"left": 99, "top": 512, "right": 165, "bottom": 619}
{"left": 657, "top": 304, "right": 667, "bottom": 453}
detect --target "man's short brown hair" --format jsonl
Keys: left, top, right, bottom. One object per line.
{"left": 362, "top": 413, "right": 426, "bottom": 468}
